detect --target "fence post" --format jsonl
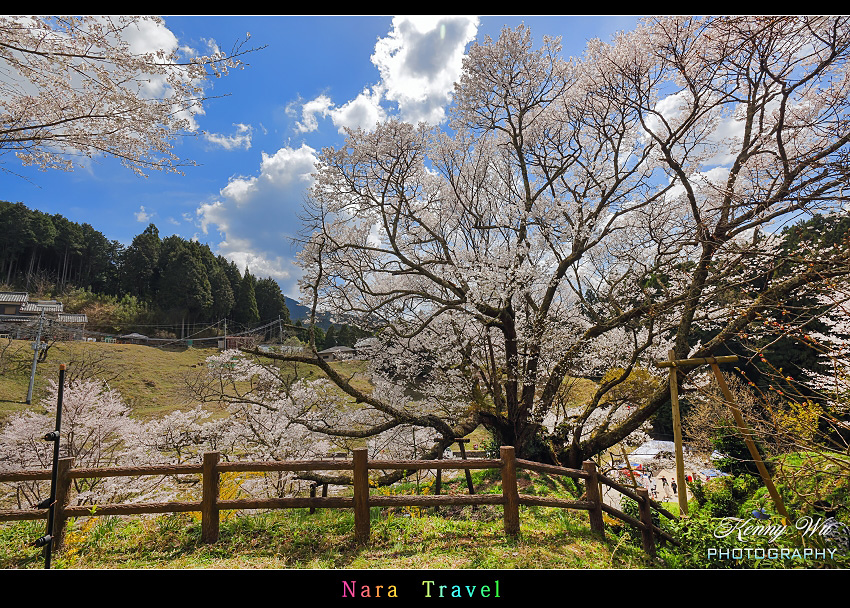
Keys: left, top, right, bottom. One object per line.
{"left": 500, "top": 446, "right": 520, "bottom": 537}
{"left": 434, "top": 451, "right": 442, "bottom": 513}
{"left": 353, "top": 448, "right": 370, "bottom": 544}
{"left": 310, "top": 483, "right": 317, "bottom": 515}
{"left": 583, "top": 460, "right": 605, "bottom": 539}
{"left": 636, "top": 487, "right": 656, "bottom": 558}
{"left": 458, "top": 439, "right": 477, "bottom": 507}
{"left": 201, "top": 452, "right": 220, "bottom": 544}
{"left": 51, "top": 457, "right": 74, "bottom": 553}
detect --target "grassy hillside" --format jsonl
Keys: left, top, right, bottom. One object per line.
{"left": 1, "top": 340, "right": 229, "bottom": 420}
{"left": 0, "top": 339, "right": 507, "bottom": 448}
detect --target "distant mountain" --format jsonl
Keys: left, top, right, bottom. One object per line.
{"left": 284, "top": 296, "right": 336, "bottom": 329}
{"left": 284, "top": 296, "right": 310, "bottom": 322}
{"left": 283, "top": 296, "right": 374, "bottom": 332}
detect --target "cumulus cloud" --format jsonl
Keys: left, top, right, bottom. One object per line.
{"left": 204, "top": 123, "right": 253, "bottom": 150}
{"left": 135, "top": 205, "right": 153, "bottom": 223}
{"left": 295, "top": 95, "right": 334, "bottom": 133}
{"left": 198, "top": 16, "right": 480, "bottom": 297}
{"left": 292, "top": 15, "right": 479, "bottom": 134}
{"left": 295, "top": 86, "right": 388, "bottom": 134}
{"left": 328, "top": 85, "right": 387, "bottom": 133}
{"left": 195, "top": 144, "right": 319, "bottom": 296}
{"left": 371, "top": 15, "right": 479, "bottom": 124}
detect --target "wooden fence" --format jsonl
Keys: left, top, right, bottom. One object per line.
{"left": 0, "top": 446, "right": 678, "bottom": 558}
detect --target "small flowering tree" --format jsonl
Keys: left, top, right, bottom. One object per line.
{"left": 0, "top": 368, "right": 339, "bottom": 507}
{"left": 0, "top": 379, "right": 158, "bottom": 508}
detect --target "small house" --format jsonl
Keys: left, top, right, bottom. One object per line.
{"left": 217, "top": 336, "right": 256, "bottom": 350}
{"left": 119, "top": 332, "right": 149, "bottom": 344}
{"left": 317, "top": 345, "right": 355, "bottom": 361}
{"left": 57, "top": 313, "right": 89, "bottom": 340}
{"left": 0, "top": 292, "right": 28, "bottom": 316}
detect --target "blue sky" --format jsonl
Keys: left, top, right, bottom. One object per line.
{"left": 1, "top": 15, "right": 641, "bottom": 300}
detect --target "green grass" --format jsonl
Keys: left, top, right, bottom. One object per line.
{"left": 1, "top": 506, "right": 656, "bottom": 570}
{"left": 0, "top": 340, "right": 217, "bottom": 420}
{"left": 0, "top": 468, "right": 658, "bottom": 570}
{"left": 0, "top": 340, "right": 371, "bottom": 420}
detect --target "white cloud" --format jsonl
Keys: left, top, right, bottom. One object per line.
{"left": 371, "top": 16, "right": 479, "bottom": 124}
{"left": 135, "top": 205, "right": 153, "bottom": 223}
{"left": 291, "top": 15, "right": 479, "bottom": 136}
{"left": 200, "top": 16, "right": 480, "bottom": 298}
{"left": 204, "top": 123, "right": 253, "bottom": 150}
{"left": 295, "top": 86, "right": 388, "bottom": 135}
{"left": 295, "top": 95, "right": 334, "bottom": 133}
{"left": 195, "top": 144, "right": 319, "bottom": 296}
{"left": 329, "top": 85, "right": 387, "bottom": 133}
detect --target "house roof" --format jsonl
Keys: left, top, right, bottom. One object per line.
{"left": 0, "top": 292, "right": 28, "bottom": 304}
{"left": 0, "top": 314, "right": 34, "bottom": 322}
{"left": 120, "top": 332, "right": 148, "bottom": 339}
{"left": 20, "top": 300, "right": 63, "bottom": 313}
{"left": 58, "top": 313, "right": 88, "bottom": 323}
{"left": 318, "top": 346, "right": 355, "bottom": 354}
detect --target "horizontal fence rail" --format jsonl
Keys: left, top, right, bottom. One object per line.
{"left": 0, "top": 446, "right": 678, "bottom": 557}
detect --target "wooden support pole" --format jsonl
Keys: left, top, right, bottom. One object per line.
{"left": 583, "top": 460, "right": 605, "bottom": 539}
{"left": 353, "top": 448, "right": 370, "bottom": 544}
{"left": 620, "top": 446, "right": 640, "bottom": 493}
{"left": 500, "top": 446, "right": 520, "bottom": 537}
{"left": 309, "top": 483, "right": 317, "bottom": 514}
{"left": 457, "top": 439, "right": 476, "bottom": 502}
{"left": 434, "top": 451, "right": 442, "bottom": 513}
{"left": 636, "top": 487, "right": 656, "bottom": 558}
{"left": 667, "top": 349, "right": 689, "bottom": 516}
{"left": 201, "top": 452, "right": 220, "bottom": 543}
{"left": 709, "top": 363, "right": 790, "bottom": 521}
{"left": 655, "top": 355, "right": 739, "bottom": 368}
{"left": 51, "top": 457, "right": 74, "bottom": 553}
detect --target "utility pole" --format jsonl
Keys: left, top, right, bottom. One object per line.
{"left": 34, "top": 363, "right": 66, "bottom": 568}
{"left": 26, "top": 310, "right": 45, "bottom": 404}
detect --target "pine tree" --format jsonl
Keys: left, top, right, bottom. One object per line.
{"left": 255, "top": 276, "right": 291, "bottom": 325}
{"left": 122, "top": 224, "right": 161, "bottom": 301}
{"left": 234, "top": 267, "right": 259, "bottom": 327}
{"left": 324, "top": 324, "right": 337, "bottom": 348}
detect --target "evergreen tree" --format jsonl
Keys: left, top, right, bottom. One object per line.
{"left": 157, "top": 238, "right": 213, "bottom": 323}
{"left": 24, "top": 211, "right": 56, "bottom": 290}
{"left": 220, "top": 257, "right": 242, "bottom": 313}
{"left": 337, "top": 324, "right": 353, "bottom": 348}
{"left": 234, "top": 267, "right": 259, "bottom": 327}
{"left": 207, "top": 264, "right": 235, "bottom": 321}
{"left": 255, "top": 276, "right": 291, "bottom": 324}
{"left": 324, "top": 324, "right": 337, "bottom": 348}
{"left": 52, "top": 215, "right": 84, "bottom": 291}
{"left": 122, "top": 224, "right": 161, "bottom": 300}
{"left": 0, "top": 202, "right": 35, "bottom": 286}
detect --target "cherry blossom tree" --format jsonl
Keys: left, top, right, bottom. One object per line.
{"left": 244, "top": 17, "right": 850, "bottom": 469}
{"left": 0, "top": 378, "right": 157, "bottom": 508}
{"left": 0, "top": 367, "right": 334, "bottom": 507}
{"left": 0, "top": 15, "right": 255, "bottom": 176}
